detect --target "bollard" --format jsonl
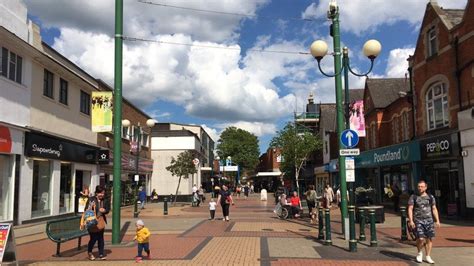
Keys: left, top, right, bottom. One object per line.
{"left": 318, "top": 206, "right": 324, "bottom": 240}
{"left": 359, "top": 209, "right": 366, "bottom": 241}
{"left": 163, "top": 196, "right": 169, "bottom": 215}
{"left": 324, "top": 208, "right": 332, "bottom": 245}
{"left": 348, "top": 206, "right": 357, "bottom": 252}
{"left": 400, "top": 206, "right": 408, "bottom": 241}
{"left": 369, "top": 209, "right": 377, "bottom": 247}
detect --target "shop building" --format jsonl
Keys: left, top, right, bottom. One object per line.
{"left": 409, "top": 0, "right": 473, "bottom": 217}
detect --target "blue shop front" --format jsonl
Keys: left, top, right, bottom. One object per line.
{"left": 355, "top": 141, "right": 421, "bottom": 205}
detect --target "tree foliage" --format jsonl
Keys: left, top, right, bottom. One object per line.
{"left": 269, "top": 122, "right": 323, "bottom": 190}
{"left": 216, "top": 127, "right": 260, "bottom": 173}
{"left": 165, "top": 150, "right": 197, "bottom": 204}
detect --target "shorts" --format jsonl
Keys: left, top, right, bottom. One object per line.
{"left": 415, "top": 219, "right": 435, "bottom": 239}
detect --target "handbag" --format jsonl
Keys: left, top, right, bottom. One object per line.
{"left": 87, "top": 201, "right": 106, "bottom": 232}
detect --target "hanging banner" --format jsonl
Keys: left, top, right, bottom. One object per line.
{"left": 349, "top": 100, "right": 366, "bottom": 137}
{"left": 91, "top": 91, "right": 113, "bottom": 132}
{"left": 0, "top": 223, "right": 17, "bottom": 264}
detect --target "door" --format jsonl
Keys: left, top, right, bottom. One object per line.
{"left": 74, "top": 170, "right": 83, "bottom": 213}
{"left": 432, "top": 167, "right": 450, "bottom": 216}
{"left": 448, "top": 169, "right": 460, "bottom": 216}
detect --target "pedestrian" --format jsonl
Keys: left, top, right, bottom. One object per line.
{"left": 408, "top": 180, "right": 440, "bottom": 264}
{"left": 236, "top": 185, "right": 241, "bottom": 198}
{"left": 391, "top": 181, "right": 401, "bottom": 212}
{"left": 198, "top": 186, "right": 205, "bottom": 204}
{"left": 250, "top": 184, "right": 254, "bottom": 194}
{"left": 243, "top": 185, "right": 250, "bottom": 199}
{"left": 80, "top": 185, "right": 109, "bottom": 261}
{"left": 323, "top": 184, "right": 334, "bottom": 209}
{"left": 289, "top": 191, "right": 302, "bottom": 218}
{"left": 217, "top": 185, "right": 234, "bottom": 221}
{"left": 138, "top": 186, "right": 146, "bottom": 209}
{"left": 133, "top": 219, "right": 151, "bottom": 262}
{"left": 151, "top": 189, "right": 158, "bottom": 203}
{"left": 209, "top": 198, "right": 217, "bottom": 220}
{"left": 305, "top": 185, "right": 318, "bottom": 215}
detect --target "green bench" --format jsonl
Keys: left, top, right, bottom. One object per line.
{"left": 45, "top": 216, "right": 88, "bottom": 256}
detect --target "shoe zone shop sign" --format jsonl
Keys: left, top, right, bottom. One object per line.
{"left": 356, "top": 141, "right": 421, "bottom": 168}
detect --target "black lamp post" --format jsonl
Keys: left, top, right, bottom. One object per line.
{"left": 122, "top": 118, "right": 156, "bottom": 218}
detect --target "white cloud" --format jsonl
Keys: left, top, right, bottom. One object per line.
{"left": 385, "top": 47, "right": 415, "bottom": 78}
{"left": 25, "top": 0, "right": 269, "bottom": 43}
{"left": 216, "top": 121, "right": 277, "bottom": 137}
{"left": 302, "top": 0, "right": 467, "bottom": 35}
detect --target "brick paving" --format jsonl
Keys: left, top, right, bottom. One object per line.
{"left": 12, "top": 193, "right": 474, "bottom": 265}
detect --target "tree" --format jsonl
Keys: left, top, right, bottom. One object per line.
{"left": 269, "top": 122, "right": 323, "bottom": 193}
{"left": 165, "top": 150, "right": 197, "bottom": 205}
{"left": 216, "top": 127, "right": 260, "bottom": 174}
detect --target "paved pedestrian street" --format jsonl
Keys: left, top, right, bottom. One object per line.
{"left": 12, "top": 194, "right": 474, "bottom": 265}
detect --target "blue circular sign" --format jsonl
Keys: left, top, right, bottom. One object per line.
{"left": 341, "top": 129, "right": 359, "bottom": 148}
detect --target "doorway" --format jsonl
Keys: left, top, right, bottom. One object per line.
{"left": 74, "top": 170, "right": 91, "bottom": 213}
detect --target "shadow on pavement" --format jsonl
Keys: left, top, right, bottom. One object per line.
{"left": 445, "top": 238, "right": 474, "bottom": 244}
{"left": 379, "top": 250, "right": 416, "bottom": 264}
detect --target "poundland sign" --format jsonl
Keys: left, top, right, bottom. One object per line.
{"left": 356, "top": 141, "right": 420, "bottom": 168}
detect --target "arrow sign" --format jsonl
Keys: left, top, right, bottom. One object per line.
{"left": 341, "top": 129, "right": 359, "bottom": 148}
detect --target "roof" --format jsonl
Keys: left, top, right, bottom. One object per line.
{"left": 319, "top": 104, "right": 336, "bottom": 131}
{"left": 343, "top": 89, "right": 364, "bottom": 102}
{"left": 443, "top": 9, "right": 465, "bottom": 27}
{"left": 366, "top": 78, "right": 409, "bottom": 109}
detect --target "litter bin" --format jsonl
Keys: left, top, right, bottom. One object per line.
{"left": 356, "top": 205, "right": 384, "bottom": 223}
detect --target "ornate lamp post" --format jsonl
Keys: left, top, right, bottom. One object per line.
{"left": 122, "top": 118, "right": 156, "bottom": 218}
{"left": 309, "top": 0, "right": 381, "bottom": 246}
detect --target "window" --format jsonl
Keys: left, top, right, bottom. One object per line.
{"left": 59, "top": 163, "right": 73, "bottom": 214}
{"left": 133, "top": 126, "right": 140, "bottom": 142}
{"left": 392, "top": 116, "right": 400, "bottom": 144}
{"left": 141, "top": 132, "right": 149, "bottom": 146}
{"left": 80, "top": 90, "right": 91, "bottom": 115}
{"left": 32, "top": 160, "right": 52, "bottom": 218}
{"left": 427, "top": 27, "right": 437, "bottom": 57}
{"left": 43, "top": 69, "right": 54, "bottom": 98}
{"left": 59, "top": 78, "right": 68, "bottom": 105}
{"left": 122, "top": 125, "right": 130, "bottom": 139}
{"left": 0, "top": 155, "right": 13, "bottom": 221}
{"left": 1, "top": 47, "right": 22, "bottom": 83}
{"left": 401, "top": 112, "right": 410, "bottom": 141}
{"left": 426, "top": 83, "right": 449, "bottom": 130}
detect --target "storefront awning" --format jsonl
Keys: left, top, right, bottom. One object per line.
{"left": 256, "top": 171, "right": 282, "bottom": 177}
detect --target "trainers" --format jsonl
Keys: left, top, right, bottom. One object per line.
{"left": 99, "top": 255, "right": 107, "bottom": 260}
{"left": 135, "top": 256, "right": 143, "bottom": 263}
{"left": 426, "top": 256, "right": 435, "bottom": 264}
{"left": 416, "top": 252, "right": 423, "bottom": 263}
{"left": 88, "top": 253, "right": 95, "bottom": 261}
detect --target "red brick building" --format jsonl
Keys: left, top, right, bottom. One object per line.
{"left": 409, "top": 0, "right": 473, "bottom": 217}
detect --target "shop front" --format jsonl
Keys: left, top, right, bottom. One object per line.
{"left": 100, "top": 152, "right": 153, "bottom": 206}
{"left": 0, "top": 125, "right": 23, "bottom": 223}
{"left": 356, "top": 141, "right": 421, "bottom": 205}
{"left": 419, "top": 132, "right": 464, "bottom": 217}
{"left": 314, "top": 164, "right": 329, "bottom": 194}
{"left": 20, "top": 131, "right": 101, "bottom": 223}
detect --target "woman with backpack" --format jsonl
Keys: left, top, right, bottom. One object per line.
{"left": 80, "top": 185, "right": 110, "bottom": 261}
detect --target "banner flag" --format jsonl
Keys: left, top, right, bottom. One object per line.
{"left": 91, "top": 91, "right": 113, "bottom": 132}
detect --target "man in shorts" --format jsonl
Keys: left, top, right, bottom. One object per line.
{"left": 408, "top": 180, "right": 440, "bottom": 264}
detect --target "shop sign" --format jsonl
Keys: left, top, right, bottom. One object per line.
{"left": 314, "top": 165, "right": 329, "bottom": 174}
{"left": 420, "top": 133, "right": 459, "bottom": 159}
{"left": 0, "top": 126, "right": 22, "bottom": 154}
{"left": 356, "top": 141, "right": 420, "bottom": 168}
{"left": 24, "top": 132, "right": 98, "bottom": 163}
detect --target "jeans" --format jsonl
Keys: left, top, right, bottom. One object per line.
{"left": 210, "top": 210, "right": 215, "bottom": 219}
{"left": 88, "top": 230, "right": 105, "bottom": 256}
{"left": 137, "top": 242, "right": 150, "bottom": 257}
{"left": 140, "top": 200, "right": 145, "bottom": 209}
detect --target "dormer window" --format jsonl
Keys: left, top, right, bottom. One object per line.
{"left": 427, "top": 27, "right": 438, "bottom": 57}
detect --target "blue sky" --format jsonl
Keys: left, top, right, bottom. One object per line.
{"left": 24, "top": 0, "right": 467, "bottom": 153}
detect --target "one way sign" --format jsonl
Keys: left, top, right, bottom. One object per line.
{"left": 340, "top": 129, "right": 359, "bottom": 148}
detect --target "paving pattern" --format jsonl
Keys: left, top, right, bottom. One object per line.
{"left": 14, "top": 193, "right": 474, "bottom": 265}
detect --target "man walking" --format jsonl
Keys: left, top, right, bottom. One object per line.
{"left": 408, "top": 180, "right": 440, "bottom": 264}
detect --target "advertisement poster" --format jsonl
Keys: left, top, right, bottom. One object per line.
{"left": 0, "top": 224, "right": 8, "bottom": 260}
{"left": 0, "top": 223, "right": 16, "bottom": 264}
{"left": 91, "top": 91, "right": 113, "bottom": 132}
{"left": 349, "top": 100, "right": 366, "bottom": 137}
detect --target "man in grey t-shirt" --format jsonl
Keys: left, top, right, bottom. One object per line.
{"left": 408, "top": 180, "right": 440, "bottom": 264}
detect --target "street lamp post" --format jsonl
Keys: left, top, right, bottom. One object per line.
{"left": 122, "top": 119, "right": 156, "bottom": 218}
{"left": 309, "top": 0, "right": 381, "bottom": 242}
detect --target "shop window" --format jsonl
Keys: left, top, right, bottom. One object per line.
{"left": 60, "top": 163, "right": 73, "bottom": 214}
{"left": 43, "top": 69, "right": 54, "bottom": 99}
{"left": 426, "top": 82, "right": 449, "bottom": 130}
{"left": 80, "top": 90, "right": 91, "bottom": 115}
{"left": 32, "top": 160, "right": 52, "bottom": 218}
{"left": 1, "top": 47, "right": 22, "bottom": 84}
{"left": 0, "top": 155, "right": 13, "bottom": 221}
{"left": 427, "top": 27, "right": 437, "bottom": 57}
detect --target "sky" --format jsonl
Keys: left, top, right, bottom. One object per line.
{"left": 24, "top": 0, "right": 468, "bottom": 153}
